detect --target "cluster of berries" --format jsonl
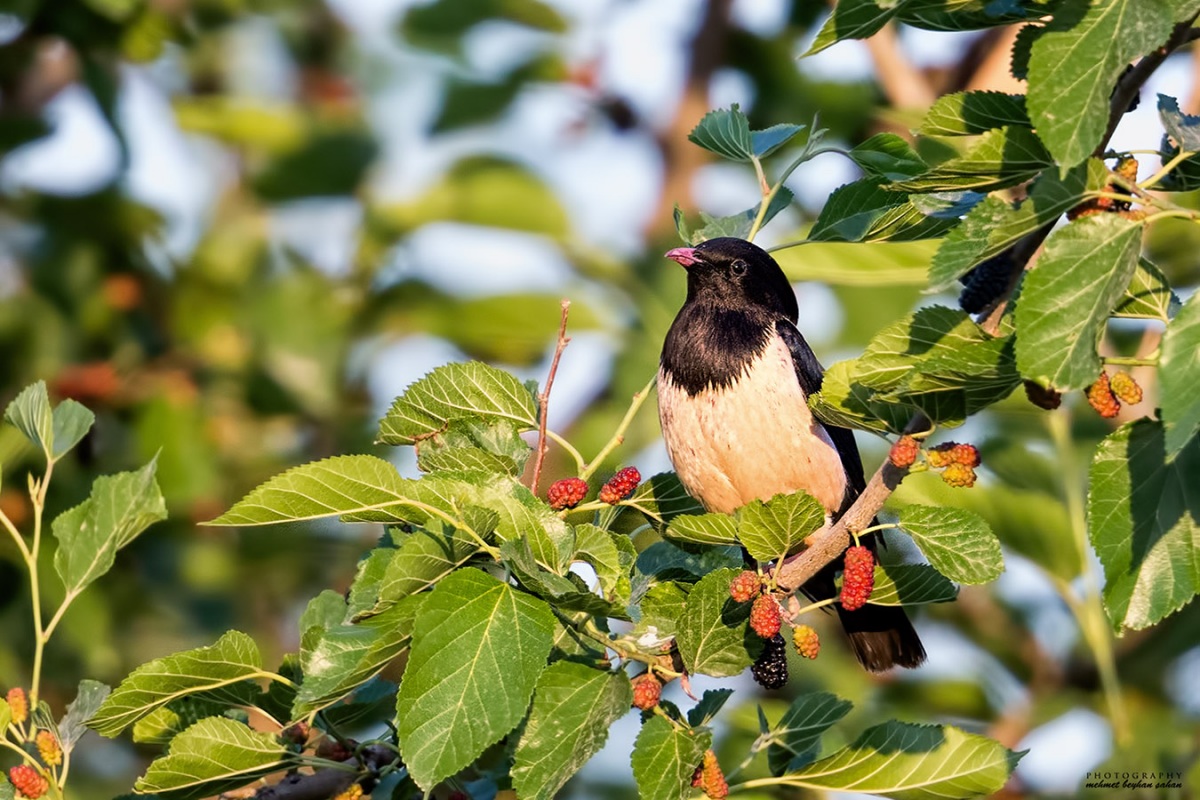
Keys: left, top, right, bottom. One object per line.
{"left": 1067, "top": 157, "right": 1142, "bottom": 221}
{"left": 691, "top": 749, "right": 729, "bottom": 799}
{"left": 4, "top": 688, "right": 60, "bottom": 800}
{"left": 888, "top": 436, "right": 981, "bottom": 488}
{"left": 546, "top": 467, "right": 641, "bottom": 510}
{"left": 1086, "top": 370, "right": 1142, "bottom": 419}
{"left": 727, "top": 573, "right": 793, "bottom": 689}
{"left": 840, "top": 546, "right": 876, "bottom": 611}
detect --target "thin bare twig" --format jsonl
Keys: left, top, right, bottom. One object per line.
{"left": 773, "top": 414, "right": 930, "bottom": 592}
{"left": 530, "top": 300, "right": 571, "bottom": 494}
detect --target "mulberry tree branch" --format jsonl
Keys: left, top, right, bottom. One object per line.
{"left": 530, "top": 300, "right": 572, "bottom": 495}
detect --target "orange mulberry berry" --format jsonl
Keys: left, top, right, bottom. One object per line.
{"left": 941, "top": 462, "right": 977, "bottom": 488}
{"left": 925, "top": 444, "right": 954, "bottom": 469}
{"left": 35, "top": 731, "right": 61, "bottom": 767}
{"left": 631, "top": 673, "right": 662, "bottom": 710}
{"left": 693, "top": 750, "right": 728, "bottom": 799}
{"left": 333, "top": 786, "right": 363, "bottom": 800}
{"left": 729, "top": 570, "right": 760, "bottom": 603}
{"left": 888, "top": 435, "right": 919, "bottom": 468}
{"left": 1109, "top": 371, "right": 1142, "bottom": 405}
{"left": 6, "top": 688, "right": 27, "bottom": 724}
{"left": 840, "top": 546, "right": 875, "bottom": 611}
{"left": 950, "top": 443, "right": 981, "bottom": 468}
{"left": 792, "top": 624, "right": 820, "bottom": 659}
{"left": 1086, "top": 373, "right": 1120, "bottom": 418}
{"left": 547, "top": 477, "right": 588, "bottom": 510}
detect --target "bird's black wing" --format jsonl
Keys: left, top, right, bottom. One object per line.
{"left": 775, "top": 319, "right": 867, "bottom": 500}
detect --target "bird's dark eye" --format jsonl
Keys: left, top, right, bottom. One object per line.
{"left": 730, "top": 260, "right": 748, "bottom": 276}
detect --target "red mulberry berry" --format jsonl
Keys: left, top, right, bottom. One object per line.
{"left": 950, "top": 443, "right": 981, "bottom": 468}
{"left": 631, "top": 673, "right": 661, "bottom": 710}
{"left": 792, "top": 625, "right": 820, "bottom": 659}
{"left": 840, "top": 546, "right": 875, "bottom": 611}
{"left": 1086, "top": 373, "right": 1120, "bottom": 418}
{"left": 888, "top": 435, "right": 919, "bottom": 468}
{"left": 1109, "top": 371, "right": 1143, "bottom": 405}
{"left": 749, "top": 594, "right": 782, "bottom": 638}
{"left": 729, "top": 570, "right": 760, "bottom": 603}
{"left": 751, "top": 634, "right": 788, "bottom": 689}
{"left": 599, "top": 467, "right": 640, "bottom": 504}
{"left": 6, "top": 687, "right": 27, "bottom": 724}
{"left": 691, "top": 750, "right": 728, "bottom": 799}
{"left": 547, "top": 477, "right": 588, "bottom": 510}
{"left": 1024, "top": 380, "right": 1062, "bottom": 410}
{"left": 941, "top": 462, "right": 977, "bottom": 488}
{"left": 8, "top": 765, "right": 48, "bottom": 799}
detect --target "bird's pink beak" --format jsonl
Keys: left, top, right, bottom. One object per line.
{"left": 664, "top": 247, "right": 699, "bottom": 267}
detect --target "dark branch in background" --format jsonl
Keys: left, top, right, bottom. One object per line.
{"left": 773, "top": 415, "right": 930, "bottom": 592}
{"left": 252, "top": 745, "right": 394, "bottom": 800}
{"left": 530, "top": 300, "right": 571, "bottom": 494}
{"left": 775, "top": 16, "right": 1200, "bottom": 595}
{"left": 650, "top": 0, "right": 734, "bottom": 237}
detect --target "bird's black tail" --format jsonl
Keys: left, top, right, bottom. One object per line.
{"left": 835, "top": 602, "right": 926, "bottom": 672}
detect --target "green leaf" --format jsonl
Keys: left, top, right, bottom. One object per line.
{"left": 396, "top": 568, "right": 554, "bottom": 789}
{"left": 806, "top": 0, "right": 896, "bottom": 56}
{"left": 736, "top": 491, "right": 826, "bottom": 561}
{"left": 767, "top": 692, "right": 853, "bottom": 776}
{"left": 631, "top": 716, "right": 711, "bottom": 800}
{"left": 1115, "top": 257, "right": 1181, "bottom": 322}
{"left": 1015, "top": 214, "right": 1143, "bottom": 390}
{"left": 620, "top": 472, "right": 706, "bottom": 531}
{"left": 688, "top": 105, "right": 754, "bottom": 161}
{"left": 809, "top": 180, "right": 954, "bottom": 243}
{"left": 1089, "top": 420, "right": 1200, "bottom": 632}
{"left": 1027, "top": 0, "right": 1175, "bottom": 168}
{"left": 512, "top": 663, "right": 633, "bottom": 800}
{"left": 53, "top": 457, "right": 167, "bottom": 599}
{"left": 864, "top": 564, "right": 959, "bottom": 606}
{"left": 294, "top": 597, "right": 421, "bottom": 717}
{"left": 1159, "top": 93, "right": 1200, "bottom": 151}
{"left": 897, "top": 0, "right": 1039, "bottom": 31}
{"left": 809, "top": 360, "right": 914, "bottom": 435}
{"left": 773, "top": 239, "right": 937, "bottom": 287}
{"left": 928, "top": 159, "right": 1108, "bottom": 290}
{"left": 0, "top": 698, "right": 10, "bottom": 734}
{"left": 899, "top": 505, "right": 1003, "bottom": 584}
{"left": 367, "top": 524, "right": 480, "bottom": 615}
{"left": 90, "top": 631, "right": 263, "bottom": 737}
{"left": 675, "top": 568, "right": 761, "bottom": 677}
{"left": 637, "top": 582, "right": 691, "bottom": 639}
{"left": 633, "top": 541, "right": 743, "bottom": 589}
{"left": 893, "top": 126, "right": 1053, "bottom": 192}
{"left": 132, "top": 697, "right": 232, "bottom": 746}
{"left": 665, "top": 512, "right": 740, "bottom": 548}
{"left": 501, "top": 537, "right": 620, "bottom": 618}
{"left": 685, "top": 188, "right": 795, "bottom": 244}
{"left": 848, "top": 133, "right": 927, "bottom": 181}
{"left": 572, "top": 524, "right": 629, "bottom": 602}
{"left": 919, "top": 91, "right": 1029, "bottom": 136}
{"left": 377, "top": 361, "right": 538, "bottom": 445}
{"left": 416, "top": 418, "right": 532, "bottom": 476}
{"left": 779, "top": 721, "right": 1021, "bottom": 799}
{"left": 51, "top": 399, "right": 94, "bottom": 460}
{"left": 687, "top": 689, "right": 734, "bottom": 727}
{"left": 135, "top": 717, "right": 293, "bottom": 798}
{"left": 4, "top": 381, "right": 53, "bottom": 455}
{"left": 59, "top": 680, "right": 111, "bottom": 753}
{"left": 1160, "top": 292, "right": 1200, "bottom": 454}
{"left": 752, "top": 123, "right": 806, "bottom": 158}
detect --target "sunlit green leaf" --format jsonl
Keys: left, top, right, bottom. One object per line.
{"left": 1089, "top": 420, "right": 1200, "bottom": 632}
{"left": 863, "top": 563, "right": 959, "bottom": 606}
{"left": 135, "top": 717, "right": 293, "bottom": 797}
{"left": 899, "top": 505, "right": 1003, "bottom": 584}
{"left": 1115, "top": 258, "right": 1181, "bottom": 322}
{"left": 396, "top": 569, "right": 554, "bottom": 789}
{"left": 894, "top": 126, "right": 1052, "bottom": 192}
{"left": 675, "top": 568, "right": 761, "bottom": 677}
{"left": 688, "top": 105, "right": 754, "bottom": 161}
{"left": 1160, "top": 292, "right": 1200, "bottom": 454}
{"left": 737, "top": 491, "right": 826, "bottom": 562}
{"left": 512, "top": 663, "right": 633, "bottom": 800}
{"left": 919, "top": 91, "right": 1030, "bottom": 136}
{"left": 767, "top": 692, "right": 853, "bottom": 776}
{"left": 631, "top": 716, "right": 711, "bottom": 800}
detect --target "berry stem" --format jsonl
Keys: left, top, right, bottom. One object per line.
{"left": 747, "top": 140, "right": 838, "bottom": 242}
{"left": 854, "top": 522, "right": 898, "bottom": 537}
{"left": 579, "top": 375, "right": 656, "bottom": 482}
{"left": 29, "top": 459, "right": 54, "bottom": 706}
{"left": 788, "top": 597, "right": 835, "bottom": 619}
{"left": 1047, "top": 410, "right": 1129, "bottom": 745}
{"left": 1101, "top": 354, "right": 1158, "bottom": 368}
{"left": 531, "top": 299, "right": 572, "bottom": 495}
{"left": 1139, "top": 148, "right": 1197, "bottom": 192}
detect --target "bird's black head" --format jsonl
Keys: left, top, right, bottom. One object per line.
{"left": 665, "top": 237, "right": 798, "bottom": 321}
